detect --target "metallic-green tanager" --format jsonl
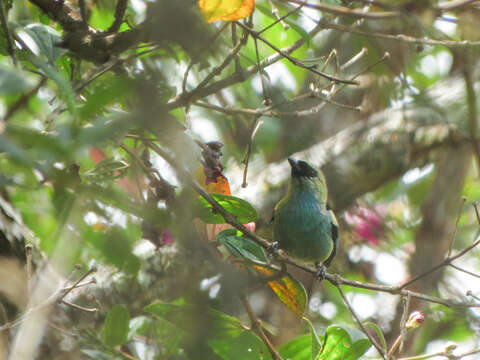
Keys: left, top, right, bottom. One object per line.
{"left": 273, "top": 158, "right": 338, "bottom": 277}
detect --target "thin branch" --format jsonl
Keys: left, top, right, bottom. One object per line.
{"left": 234, "top": 21, "right": 359, "bottom": 85}
{"left": 165, "top": 22, "right": 324, "bottom": 111}
{"left": 107, "top": 0, "right": 128, "bottom": 33}
{"left": 449, "top": 263, "right": 480, "bottom": 278}
{"left": 464, "top": 57, "right": 480, "bottom": 171}
{"left": 322, "top": 21, "right": 480, "bottom": 49}
{"left": 4, "top": 76, "right": 47, "bottom": 121}
{"left": 241, "top": 294, "right": 283, "bottom": 360}
{"left": 259, "top": 0, "right": 305, "bottom": 34}
{"left": 242, "top": 116, "right": 263, "bottom": 187}
{"left": 284, "top": 0, "right": 401, "bottom": 19}
{"left": 437, "top": 0, "right": 480, "bottom": 12}
{"left": 78, "top": 0, "right": 88, "bottom": 26}
{"left": 254, "top": 37, "right": 270, "bottom": 105}
{"left": 398, "top": 347, "right": 480, "bottom": 360}
{"left": 399, "top": 224, "right": 480, "bottom": 290}
{"left": 447, "top": 196, "right": 466, "bottom": 257}
{"left": 336, "top": 284, "right": 386, "bottom": 359}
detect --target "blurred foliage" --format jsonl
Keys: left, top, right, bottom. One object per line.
{"left": 1, "top": 0, "right": 480, "bottom": 359}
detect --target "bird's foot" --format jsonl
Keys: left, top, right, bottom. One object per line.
{"left": 267, "top": 242, "right": 279, "bottom": 258}
{"left": 315, "top": 262, "right": 327, "bottom": 281}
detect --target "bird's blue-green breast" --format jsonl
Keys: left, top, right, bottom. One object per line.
{"left": 274, "top": 182, "right": 333, "bottom": 262}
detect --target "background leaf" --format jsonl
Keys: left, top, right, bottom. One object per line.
{"left": 102, "top": 304, "right": 130, "bottom": 347}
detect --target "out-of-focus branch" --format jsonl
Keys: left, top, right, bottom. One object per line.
{"left": 107, "top": 0, "right": 128, "bottom": 33}
{"left": 241, "top": 294, "right": 283, "bottom": 360}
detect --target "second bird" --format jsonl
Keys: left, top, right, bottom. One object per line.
{"left": 273, "top": 158, "right": 338, "bottom": 277}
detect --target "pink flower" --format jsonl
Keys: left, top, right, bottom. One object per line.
{"left": 345, "top": 206, "right": 385, "bottom": 246}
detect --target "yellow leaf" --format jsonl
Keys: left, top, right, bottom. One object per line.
{"left": 199, "top": 0, "right": 255, "bottom": 23}
{"left": 253, "top": 265, "right": 307, "bottom": 318}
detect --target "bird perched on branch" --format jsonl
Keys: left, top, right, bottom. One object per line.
{"left": 272, "top": 158, "right": 338, "bottom": 279}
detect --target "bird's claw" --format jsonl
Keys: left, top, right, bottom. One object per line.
{"left": 267, "top": 242, "right": 279, "bottom": 258}
{"left": 315, "top": 262, "right": 327, "bottom": 281}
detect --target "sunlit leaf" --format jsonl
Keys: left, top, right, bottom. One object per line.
{"left": 303, "top": 317, "right": 322, "bottom": 360}
{"left": 278, "top": 334, "right": 312, "bottom": 360}
{"left": 102, "top": 304, "right": 130, "bottom": 347}
{"left": 209, "top": 331, "right": 272, "bottom": 360}
{"left": 318, "top": 325, "right": 371, "bottom": 360}
{"left": 217, "top": 228, "right": 268, "bottom": 262}
{"left": 21, "top": 23, "right": 66, "bottom": 64}
{"left": 193, "top": 193, "right": 258, "bottom": 224}
{"left": 199, "top": 0, "right": 255, "bottom": 23}
{"left": 266, "top": 270, "right": 307, "bottom": 318}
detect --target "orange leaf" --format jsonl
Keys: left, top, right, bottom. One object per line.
{"left": 194, "top": 167, "right": 231, "bottom": 195}
{"left": 199, "top": 0, "right": 255, "bottom": 23}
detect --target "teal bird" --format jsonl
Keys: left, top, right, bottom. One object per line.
{"left": 273, "top": 158, "right": 338, "bottom": 278}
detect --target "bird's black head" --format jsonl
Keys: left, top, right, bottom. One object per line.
{"left": 288, "top": 157, "right": 318, "bottom": 178}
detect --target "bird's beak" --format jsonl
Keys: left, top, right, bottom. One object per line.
{"left": 287, "top": 157, "right": 298, "bottom": 170}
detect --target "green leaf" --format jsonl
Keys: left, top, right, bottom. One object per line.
{"left": 364, "top": 322, "right": 386, "bottom": 353}
{"left": 144, "top": 302, "right": 244, "bottom": 339}
{"left": 278, "top": 334, "right": 312, "bottom": 360}
{"left": 217, "top": 228, "right": 268, "bottom": 263}
{"left": 303, "top": 317, "right": 322, "bottom": 360}
{"left": 102, "top": 304, "right": 130, "bottom": 347}
{"left": 24, "top": 53, "right": 76, "bottom": 115}
{"left": 85, "top": 226, "right": 141, "bottom": 275}
{"left": 21, "top": 23, "right": 66, "bottom": 64}
{"left": 318, "top": 325, "right": 371, "bottom": 360}
{"left": 193, "top": 194, "right": 258, "bottom": 224}
{"left": 209, "top": 331, "right": 272, "bottom": 360}
{"left": 82, "top": 158, "right": 130, "bottom": 182}
{"left": 0, "top": 64, "right": 33, "bottom": 95}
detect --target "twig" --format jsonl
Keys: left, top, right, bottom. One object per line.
{"left": 60, "top": 265, "right": 97, "bottom": 299}
{"left": 165, "top": 22, "right": 324, "bottom": 111}
{"left": 397, "top": 347, "right": 480, "bottom": 360}
{"left": 449, "top": 263, "right": 480, "bottom": 278}
{"left": 266, "top": 0, "right": 290, "bottom": 31}
{"left": 234, "top": 21, "right": 359, "bottom": 85}
{"left": 335, "top": 284, "right": 386, "bottom": 359}
{"left": 60, "top": 300, "right": 98, "bottom": 313}
{"left": 437, "top": 0, "right": 480, "bottom": 12}
{"left": 78, "top": 0, "right": 88, "bottom": 27}
{"left": 447, "top": 197, "right": 466, "bottom": 257}
{"left": 400, "top": 224, "right": 480, "bottom": 290}
{"left": 241, "top": 294, "right": 283, "bottom": 360}
{"left": 25, "top": 244, "right": 33, "bottom": 295}
{"left": 399, "top": 293, "right": 411, "bottom": 353}
{"left": 284, "top": 0, "right": 401, "bottom": 19}
{"left": 466, "top": 290, "right": 480, "bottom": 302}
{"left": 242, "top": 116, "right": 263, "bottom": 187}
{"left": 463, "top": 58, "right": 480, "bottom": 171}
{"left": 254, "top": 37, "right": 270, "bottom": 105}
{"left": 474, "top": 202, "right": 480, "bottom": 225}
{"left": 322, "top": 21, "right": 480, "bottom": 49}
{"left": 4, "top": 76, "right": 47, "bottom": 121}
{"left": 107, "top": 0, "right": 128, "bottom": 33}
